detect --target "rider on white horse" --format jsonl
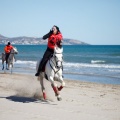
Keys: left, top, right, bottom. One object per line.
{"left": 35, "top": 25, "right": 63, "bottom": 76}
{"left": 4, "top": 42, "right": 14, "bottom": 70}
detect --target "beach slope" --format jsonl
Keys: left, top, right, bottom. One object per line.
{"left": 0, "top": 73, "right": 120, "bottom": 120}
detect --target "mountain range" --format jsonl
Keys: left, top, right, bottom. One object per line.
{"left": 0, "top": 34, "right": 88, "bottom": 45}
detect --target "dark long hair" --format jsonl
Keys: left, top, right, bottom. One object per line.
{"left": 53, "top": 25, "right": 60, "bottom": 34}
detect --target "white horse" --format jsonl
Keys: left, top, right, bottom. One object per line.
{"left": 36, "top": 46, "right": 65, "bottom": 101}
{"left": 2, "top": 47, "right": 18, "bottom": 73}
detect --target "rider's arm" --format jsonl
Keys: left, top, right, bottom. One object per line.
{"left": 42, "top": 30, "right": 53, "bottom": 40}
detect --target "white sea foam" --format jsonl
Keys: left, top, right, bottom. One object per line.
{"left": 63, "top": 62, "right": 120, "bottom": 69}
{"left": 16, "top": 60, "right": 37, "bottom": 65}
{"left": 1, "top": 59, "right": 120, "bottom": 84}
{"left": 91, "top": 60, "right": 106, "bottom": 64}
{"left": 1, "top": 59, "right": 120, "bottom": 69}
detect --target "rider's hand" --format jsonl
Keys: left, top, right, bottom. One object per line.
{"left": 49, "top": 29, "right": 53, "bottom": 34}
{"left": 43, "top": 30, "right": 53, "bottom": 40}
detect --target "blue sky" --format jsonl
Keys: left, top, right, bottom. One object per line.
{"left": 0, "top": 0, "right": 120, "bottom": 45}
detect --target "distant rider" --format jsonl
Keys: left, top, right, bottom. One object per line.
{"left": 4, "top": 42, "right": 13, "bottom": 67}
{"left": 35, "top": 25, "right": 63, "bottom": 76}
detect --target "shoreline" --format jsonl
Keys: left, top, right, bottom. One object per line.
{"left": 1, "top": 72, "right": 120, "bottom": 86}
{"left": 1, "top": 68, "right": 120, "bottom": 85}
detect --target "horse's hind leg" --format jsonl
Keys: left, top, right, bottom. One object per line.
{"left": 41, "top": 80, "right": 46, "bottom": 100}
{"left": 39, "top": 75, "right": 46, "bottom": 100}
{"left": 10, "top": 63, "right": 13, "bottom": 74}
{"left": 2, "top": 63, "right": 4, "bottom": 70}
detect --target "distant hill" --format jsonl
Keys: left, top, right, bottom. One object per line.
{"left": 0, "top": 34, "right": 89, "bottom": 45}
{"left": 0, "top": 34, "right": 8, "bottom": 39}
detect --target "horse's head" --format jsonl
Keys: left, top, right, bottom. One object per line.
{"left": 11, "top": 47, "right": 18, "bottom": 54}
{"left": 53, "top": 46, "right": 63, "bottom": 68}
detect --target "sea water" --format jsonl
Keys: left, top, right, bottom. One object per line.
{"left": 0, "top": 45, "right": 120, "bottom": 85}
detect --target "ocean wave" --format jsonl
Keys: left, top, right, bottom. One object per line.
{"left": 91, "top": 60, "right": 106, "bottom": 64}
{"left": 1, "top": 59, "right": 120, "bottom": 84}
{"left": 63, "top": 72, "right": 120, "bottom": 79}
{"left": 63, "top": 62, "right": 120, "bottom": 69}
{"left": 108, "top": 69, "right": 120, "bottom": 72}
{"left": 16, "top": 60, "right": 37, "bottom": 65}
{"left": 1, "top": 59, "right": 120, "bottom": 69}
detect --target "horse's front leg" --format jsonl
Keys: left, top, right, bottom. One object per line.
{"left": 6, "top": 63, "right": 8, "bottom": 69}
{"left": 6, "top": 63, "right": 9, "bottom": 70}
{"left": 55, "top": 70, "right": 65, "bottom": 91}
{"left": 12, "top": 63, "right": 13, "bottom": 68}
{"left": 57, "top": 76, "right": 65, "bottom": 91}
{"left": 49, "top": 76, "right": 62, "bottom": 101}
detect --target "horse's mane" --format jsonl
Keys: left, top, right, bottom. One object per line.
{"left": 54, "top": 45, "right": 63, "bottom": 54}
{"left": 56, "top": 40, "right": 63, "bottom": 48}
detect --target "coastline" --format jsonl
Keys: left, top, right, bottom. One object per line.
{"left": 0, "top": 73, "right": 120, "bottom": 120}
{"left": 0, "top": 45, "right": 120, "bottom": 85}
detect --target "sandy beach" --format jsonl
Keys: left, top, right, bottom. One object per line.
{"left": 0, "top": 73, "right": 120, "bottom": 120}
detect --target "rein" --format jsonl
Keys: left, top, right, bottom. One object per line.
{"left": 49, "top": 60, "right": 62, "bottom": 74}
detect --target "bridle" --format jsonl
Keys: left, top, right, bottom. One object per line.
{"left": 49, "top": 52, "right": 63, "bottom": 73}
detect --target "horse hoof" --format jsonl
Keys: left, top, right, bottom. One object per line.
{"left": 55, "top": 93, "right": 57, "bottom": 96}
{"left": 57, "top": 96, "right": 62, "bottom": 101}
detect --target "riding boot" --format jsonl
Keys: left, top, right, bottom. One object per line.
{"left": 35, "top": 63, "right": 42, "bottom": 76}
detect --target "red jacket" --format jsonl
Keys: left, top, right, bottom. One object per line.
{"left": 48, "top": 32, "right": 63, "bottom": 49}
{"left": 4, "top": 45, "right": 13, "bottom": 53}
